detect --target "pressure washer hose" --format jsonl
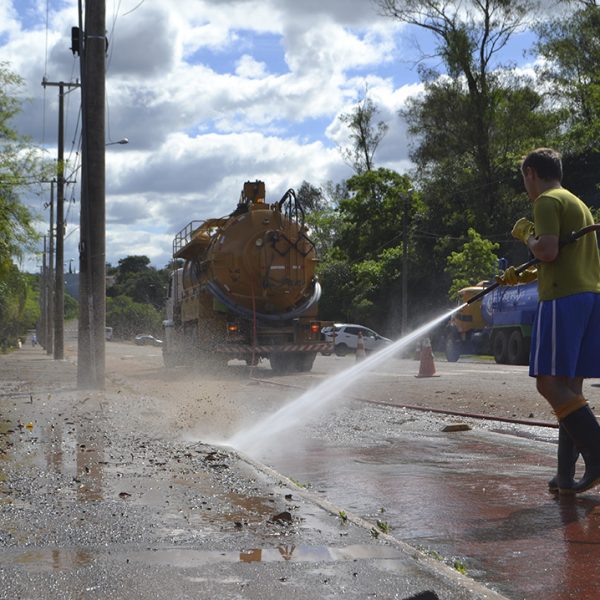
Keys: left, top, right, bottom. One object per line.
{"left": 466, "top": 223, "right": 600, "bottom": 306}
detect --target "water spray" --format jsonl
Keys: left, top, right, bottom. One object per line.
{"left": 227, "top": 224, "right": 600, "bottom": 454}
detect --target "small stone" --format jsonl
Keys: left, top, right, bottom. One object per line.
{"left": 442, "top": 423, "right": 471, "bottom": 432}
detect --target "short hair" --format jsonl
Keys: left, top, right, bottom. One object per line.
{"left": 521, "top": 148, "right": 563, "bottom": 182}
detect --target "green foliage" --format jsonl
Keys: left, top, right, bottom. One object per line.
{"left": 106, "top": 295, "right": 163, "bottom": 339}
{"left": 336, "top": 168, "right": 415, "bottom": 262}
{"left": 64, "top": 292, "right": 78, "bottom": 321}
{"left": 0, "top": 63, "right": 44, "bottom": 349}
{"left": 297, "top": 181, "right": 344, "bottom": 258}
{"left": 116, "top": 255, "right": 151, "bottom": 281}
{"left": 316, "top": 259, "right": 355, "bottom": 322}
{"left": 535, "top": 4, "right": 600, "bottom": 151}
{"left": 0, "top": 63, "right": 40, "bottom": 264}
{"left": 107, "top": 255, "right": 169, "bottom": 310}
{"left": 445, "top": 228, "right": 499, "bottom": 300}
{"left": 0, "top": 262, "right": 38, "bottom": 350}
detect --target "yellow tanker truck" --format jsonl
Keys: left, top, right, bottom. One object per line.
{"left": 162, "top": 181, "right": 331, "bottom": 373}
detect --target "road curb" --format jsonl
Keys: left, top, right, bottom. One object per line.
{"left": 233, "top": 448, "right": 511, "bottom": 600}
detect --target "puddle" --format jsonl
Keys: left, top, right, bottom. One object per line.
{"left": 0, "top": 543, "right": 406, "bottom": 572}
{"left": 8, "top": 548, "right": 94, "bottom": 572}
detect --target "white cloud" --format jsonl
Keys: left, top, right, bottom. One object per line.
{"left": 235, "top": 54, "right": 267, "bottom": 78}
{"left": 9, "top": 0, "right": 435, "bottom": 271}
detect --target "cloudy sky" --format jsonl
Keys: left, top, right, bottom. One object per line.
{"left": 2, "top": 0, "right": 537, "bottom": 271}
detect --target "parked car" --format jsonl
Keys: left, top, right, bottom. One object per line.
{"left": 134, "top": 334, "right": 163, "bottom": 347}
{"left": 105, "top": 327, "right": 113, "bottom": 341}
{"left": 322, "top": 323, "right": 392, "bottom": 356}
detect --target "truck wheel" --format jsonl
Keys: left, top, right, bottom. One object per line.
{"left": 297, "top": 352, "right": 316, "bottom": 372}
{"left": 269, "top": 353, "right": 292, "bottom": 374}
{"left": 445, "top": 337, "right": 460, "bottom": 362}
{"left": 492, "top": 331, "right": 508, "bottom": 364}
{"left": 507, "top": 330, "right": 529, "bottom": 365}
{"left": 335, "top": 343, "right": 349, "bottom": 357}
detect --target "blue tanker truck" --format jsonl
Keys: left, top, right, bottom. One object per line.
{"left": 445, "top": 280, "right": 538, "bottom": 365}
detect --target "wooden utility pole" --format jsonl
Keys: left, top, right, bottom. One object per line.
{"left": 40, "top": 236, "right": 47, "bottom": 348}
{"left": 77, "top": 0, "right": 106, "bottom": 389}
{"left": 46, "top": 180, "right": 55, "bottom": 355}
{"left": 41, "top": 80, "right": 80, "bottom": 360}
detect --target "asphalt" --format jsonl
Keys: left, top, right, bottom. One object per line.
{"left": 0, "top": 342, "right": 514, "bottom": 600}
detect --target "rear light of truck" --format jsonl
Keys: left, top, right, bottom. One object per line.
{"left": 310, "top": 322, "right": 320, "bottom": 334}
{"left": 227, "top": 322, "right": 239, "bottom": 333}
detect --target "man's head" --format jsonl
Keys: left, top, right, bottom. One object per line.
{"left": 521, "top": 148, "right": 563, "bottom": 200}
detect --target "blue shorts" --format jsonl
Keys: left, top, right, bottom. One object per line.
{"left": 529, "top": 292, "right": 600, "bottom": 378}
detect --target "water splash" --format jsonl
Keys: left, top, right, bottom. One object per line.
{"left": 228, "top": 304, "right": 466, "bottom": 453}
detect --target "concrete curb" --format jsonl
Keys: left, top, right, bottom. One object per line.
{"left": 234, "top": 448, "right": 511, "bottom": 600}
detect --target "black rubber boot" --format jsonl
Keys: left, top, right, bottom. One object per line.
{"left": 548, "top": 423, "right": 579, "bottom": 494}
{"left": 561, "top": 405, "right": 600, "bottom": 494}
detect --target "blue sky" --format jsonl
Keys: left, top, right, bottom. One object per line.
{"left": 0, "top": 0, "right": 542, "bottom": 271}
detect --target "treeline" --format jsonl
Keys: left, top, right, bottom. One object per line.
{"left": 106, "top": 256, "right": 171, "bottom": 340}
{"left": 301, "top": 1, "right": 600, "bottom": 337}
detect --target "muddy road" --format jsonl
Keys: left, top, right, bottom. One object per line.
{"left": 2, "top": 333, "right": 600, "bottom": 599}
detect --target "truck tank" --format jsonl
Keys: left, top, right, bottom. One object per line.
{"left": 446, "top": 280, "right": 538, "bottom": 365}
{"left": 163, "top": 181, "right": 331, "bottom": 372}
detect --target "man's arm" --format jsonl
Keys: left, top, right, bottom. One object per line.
{"left": 527, "top": 234, "right": 559, "bottom": 262}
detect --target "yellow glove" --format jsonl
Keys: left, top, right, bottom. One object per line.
{"left": 511, "top": 217, "right": 535, "bottom": 244}
{"left": 496, "top": 266, "right": 538, "bottom": 286}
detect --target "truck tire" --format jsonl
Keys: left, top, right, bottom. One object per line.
{"left": 445, "top": 337, "right": 460, "bottom": 362}
{"left": 507, "top": 330, "right": 529, "bottom": 366}
{"left": 335, "top": 343, "right": 349, "bottom": 357}
{"left": 492, "top": 331, "right": 508, "bottom": 364}
{"left": 269, "top": 353, "right": 292, "bottom": 374}
{"left": 296, "top": 352, "right": 316, "bottom": 372}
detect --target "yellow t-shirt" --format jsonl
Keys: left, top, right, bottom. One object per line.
{"left": 533, "top": 187, "right": 600, "bottom": 301}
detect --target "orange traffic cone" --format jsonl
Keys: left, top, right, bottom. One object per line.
{"left": 415, "top": 337, "right": 439, "bottom": 378}
{"left": 356, "top": 331, "right": 366, "bottom": 361}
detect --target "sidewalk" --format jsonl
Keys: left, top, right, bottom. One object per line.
{"left": 0, "top": 345, "right": 509, "bottom": 599}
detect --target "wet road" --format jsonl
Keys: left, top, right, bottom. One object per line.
{"left": 3, "top": 338, "right": 600, "bottom": 598}
{"left": 228, "top": 356, "right": 600, "bottom": 599}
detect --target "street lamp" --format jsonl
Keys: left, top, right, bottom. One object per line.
{"left": 105, "top": 137, "right": 128, "bottom": 146}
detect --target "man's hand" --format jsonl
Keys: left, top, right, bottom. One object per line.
{"left": 511, "top": 218, "right": 535, "bottom": 244}
{"left": 496, "top": 266, "right": 538, "bottom": 286}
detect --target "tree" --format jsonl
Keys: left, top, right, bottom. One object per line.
{"left": 106, "top": 295, "right": 163, "bottom": 339}
{"left": 0, "top": 63, "right": 39, "bottom": 265}
{"left": 0, "top": 63, "right": 44, "bottom": 348}
{"left": 296, "top": 181, "right": 344, "bottom": 258}
{"left": 445, "top": 228, "right": 500, "bottom": 300}
{"left": 116, "top": 255, "right": 151, "bottom": 280}
{"left": 336, "top": 168, "right": 414, "bottom": 262}
{"left": 535, "top": 3, "right": 600, "bottom": 151}
{"left": 533, "top": 3, "right": 600, "bottom": 207}
{"left": 375, "top": 0, "right": 536, "bottom": 188}
{"left": 374, "top": 0, "right": 562, "bottom": 297}
{"left": 319, "top": 168, "right": 429, "bottom": 333}
{"left": 108, "top": 255, "right": 169, "bottom": 311}
{"left": 339, "top": 90, "right": 389, "bottom": 174}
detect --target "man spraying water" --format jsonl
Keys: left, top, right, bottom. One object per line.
{"left": 497, "top": 147, "right": 600, "bottom": 494}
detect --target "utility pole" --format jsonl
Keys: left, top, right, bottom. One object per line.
{"left": 77, "top": 0, "right": 106, "bottom": 389}
{"left": 40, "top": 236, "right": 47, "bottom": 349}
{"left": 46, "top": 180, "right": 55, "bottom": 356}
{"left": 41, "top": 79, "right": 80, "bottom": 360}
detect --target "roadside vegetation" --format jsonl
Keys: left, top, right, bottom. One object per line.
{"left": 1, "top": 2, "right": 600, "bottom": 348}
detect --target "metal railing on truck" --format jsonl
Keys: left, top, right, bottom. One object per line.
{"left": 173, "top": 221, "right": 204, "bottom": 258}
